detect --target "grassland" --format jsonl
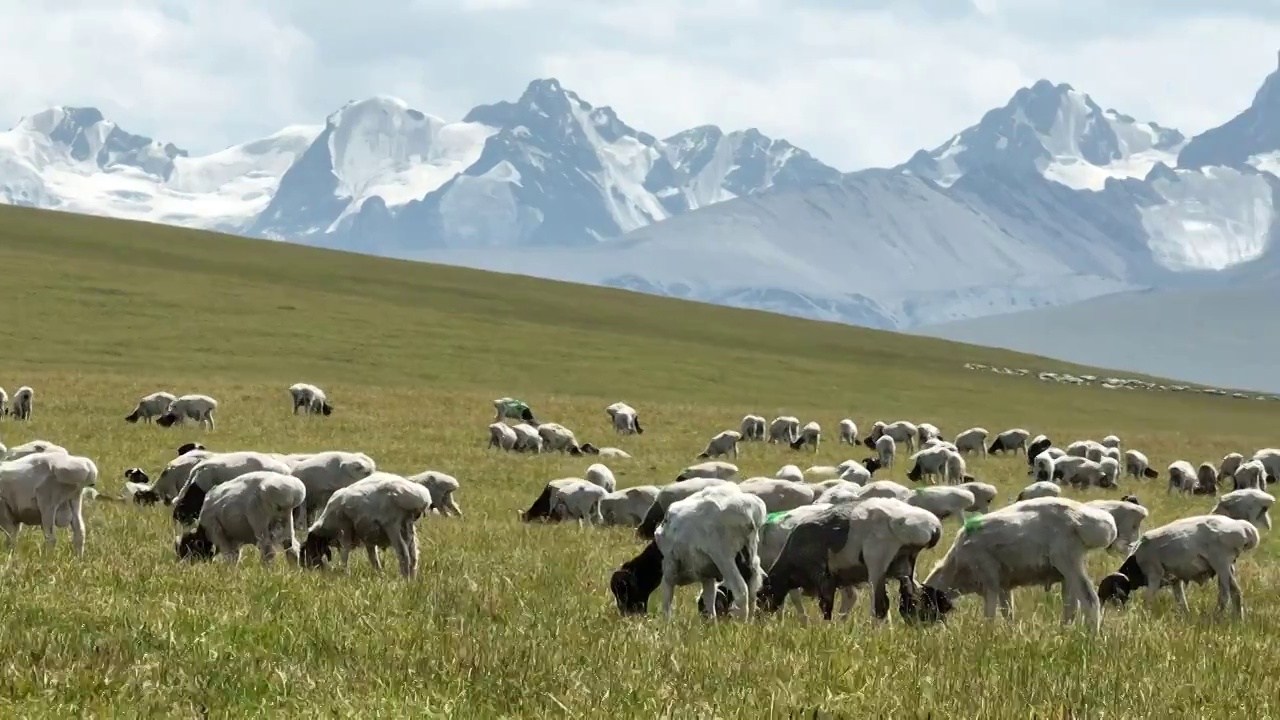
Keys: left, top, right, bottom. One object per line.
{"left": 0, "top": 204, "right": 1277, "bottom": 718}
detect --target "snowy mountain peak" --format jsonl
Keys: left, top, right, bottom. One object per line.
{"left": 900, "top": 79, "right": 1184, "bottom": 191}
{"left": 1179, "top": 55, "right": 1280, "bottom": 173}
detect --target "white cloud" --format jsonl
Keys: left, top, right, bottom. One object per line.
{"left": 0, "top": 0, "right": 1277, "bottom": 170}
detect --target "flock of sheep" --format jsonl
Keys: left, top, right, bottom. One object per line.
{"left": 0, "top": 385, "right": 1274, "bottom": 634}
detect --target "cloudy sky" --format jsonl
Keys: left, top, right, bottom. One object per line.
{"left": 2, "top": 0, "right": 1277, "bottom": 170}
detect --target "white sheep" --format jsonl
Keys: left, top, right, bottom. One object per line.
{"left": 600, "top": 485, "right": 660, "bottom": 527}
{"left": 1167, "top": 460, "right": 1197, "bottom": 494}
{"left": 174, "top": 470, "right": 306, "bottom": 565}
{"left": 908, "top": 486, "right": 976, "bottom": 522}
{"left": 1017, "top": 480, "right": 1062, "bottom": 502}
{"left": 299, "top": 473, "right": 432, "bottom": 576}
{"left": 290, "top": 451, "right": 378, "bottom": 527}
{"left": 1124, "top": 450, "right": 1159, "bottom": 480}
{"left": 768, "top": 416, "right": 801, "bottom": 444}
{"left": 488, "top": 422, "right": 518, "bottom": 451}
{"left": 790, "top": 421, "right": 822, "bottom": 453}
{"left": 610, "top": 483, "right": 766, "bottom": 620}
{"left": 492, "top": 397, "right": 536, "bottom": 424}
{"left": 10, "top": 386, "right": 33, "bottom": 421}
{"left": 0, "top": 451, "right": 99, "bottom": 556}
{"left": 905, "top": 446, "right": 963, "bottom": 485}
{"left": 3, "top": 440, "right": 67, "bottom": 461}
{"left": 171, "top": 451, "right": 293, "bottom": 526}
{"left": 1212, "top": 488, "right": 1274, "bottom": 531}
{"left": 1218, "top": 453, "right": 1245, "bottom": 483}
{"left": 758, "top": 497, "right": 942, "bottom": 622}
{"left": 289, "top": 383, "right": 333, "bottom": 416}
{"left": 737, "top": 477, "right": 817, "bottom": 513}
{"left": 636, "top": 477, "right": 731, "bottom": 539}
{"left": 156, "top": 394, "right": 218, "bottom": 431}
{"left": 875, "top": 434, "right": 896, "bottom": 468}
{"left": 676, "top": 460, "right": 738, "bottom": 482}
{"left": 124, "top": 391, "right": 177, "bottom": 424}
{"left": 697, "top": 430, "right": 742, "bottom": 460}
{"left": 537, "top": 422, "right": 582, "bottom": 454}
{"left": 837, "top": 419, "right": 858, "bottom": 445}
{"left": 605, "top": 402, "right": 643, "bottom": 435}
{"left": 408, "top": 470, "right": 462, "bottom": 517}
{"left": 741, "top": 414, "right": 766, "bottom": 442}
{"left": 914, "top": 497, "right": 1118, "bottom": 631}
{"left": 1097, "top": 515, "right": 1259, "bottom": 617}
{"left": 959, "top": 481, "right": 998, "bottom": 513}
{"left": 987, "top": 428, "right": 1031, "bottom": 455}
{"left": 953, "top": 428, "right": 989, "bottom": 457}
{"left": 775, "top": 464, "right": 805, "bottom": 483}
{"left": 584, "top": 463, "right": 617, "bottom": 493}
{"left": 510, "top": 423, "right": 543, "bottom": 453}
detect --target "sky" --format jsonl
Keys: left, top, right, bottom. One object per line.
{"left": 2, "top": 0, "right": 1278, "bottom": 171}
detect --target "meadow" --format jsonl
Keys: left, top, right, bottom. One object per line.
{"left": 1, "top": 204, "right": 1277, "bottom": 717}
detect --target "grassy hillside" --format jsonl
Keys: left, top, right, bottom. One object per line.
{"left": 1, "top": 204, "right": 1278, "bottom": 717}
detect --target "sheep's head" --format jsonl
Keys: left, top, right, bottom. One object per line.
{"left": 156, "top": 413, "right": 179, "bottom": 428}
{"left": 175, "top": 526, "right": 215, "bottom": 562}
{"left": 177, "top": 442, "right": 205, "bottom": 456}
{"left": 299, "top": 532, "right": 334, "bottom": 569}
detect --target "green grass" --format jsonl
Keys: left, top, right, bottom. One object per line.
{"left": 1, "top": 204, "right": 1277, "bottom": 717}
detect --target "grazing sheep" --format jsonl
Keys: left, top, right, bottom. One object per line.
{"left": 908, "top": 486, "right": 976, "bottom": 522}
{"left": 1213, "top": 488, "right": 1274, "bottom": 531}
{"left": 605, "top": 402, "right": 643, "bottom": 435}
{"left": 987, "top": 428, "right": 1031, "bottom": 455}
{"left": 510, "top": 423, "right": 543, "bottom": 453}
{"left": 789, "top": 421, "right": 822, "bottom": 453}
{"left": 1096, "top": 515, "right": 1259, "bottom": 617}
{"left": 584, "top": 463, "right": 617, "bottom": 493}
{"left": 959, "top": 481, "right": 998, "bottom": 514}
{"left": 1027, "top": 434, "right": 1053, "bottom": 465}
{"left": 125, "top": 391, "right": 177, "bottom": 424}
{"left": 408, "top": 470, "right": 462, "bottom": 517}
{"left": 1167, "top": 460, "right": 1197, "bottom": 494}
{"left": 736, "top": 478, "right": 817, "bottom": 513}
{"left": 1101, "top": 435, "right": 1122, "bottom": 449}
{"left": 171, "top": 451, "right": 293, "bottom": 526}
{"left": 289, "top": 383, "right": 333, "bottom": 416}
{"left": 912, "top": 497, "right": 1118, "bottom": 631}
{"left": 488, "top": 422, "right": 518, "bottom": 451}
{"left": 864, "top": 420, "right": 918, "bottom": 453}
{"left": 697, "top": 430, "right": 742, "bottom": 460}
{"left": 875, "top": 435, "right": 896, "bottom": 468}
{"left": 10, "top": 386, "right": 33, "bottom": 421}
{"left": 676, "top": 461, "right": 738, "bottom": 482}
{"left": 537, "top": 422, "right": 582, "bottom": 455}
{"left": 1017, "top": 480, "right": 1062, "bottom": 502}
{"left": 156, "top": 394, "right": 218, "bottom": 431}
{"left": 287, "top": 451, "right": 377, "bottom": 528}
{"left": 905, "top": 446, "right": 963, "bottom": 485}
{"left": 953, "top": 428, "right": 989, "bottom": 457}
{"left": 1124, "top": 450, "right": 1159, "bottom": 480}
{"left": 838, "top": 419, "right": 858, "bottom": 445}
{"left": 174, "top": 470, "right": 306, "bottom": 565}
{"left": 768, "top": 416, "right": 801, "bottom": 444}
{"left": 3, "top": 440, "right": 67, "bottom": 461}
{"left": 636, "top": 477, "right": 731, "bottom": 539}
{"left": 299, "top": 473, "right": 432, "bottom": 577}
{"left": 757, "top": 498, "right": 942, "bottom": 622}
{"left": 917, "top": 423, "right": 943, "bottom": 447}
{"left": 741, "top": 414, "right": 766, "bottom": 442}
{"left": 493, "top": 397, "right": 537, "bottom": 424}
{"left": 1218, "top": 453, "right": 1245, "bottom": 483}
{"left": 0, "top": 451, "right": 99, "bottom": 557}
{"left": 600, "top": 485, "right": 660, "bottom": 527}
{"left": 775, "top": 464, "right": 805, "bottom": 483}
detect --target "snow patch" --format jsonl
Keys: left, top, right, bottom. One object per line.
{"left": 1139, "top": 166, "right": 1274, "bottom": 271}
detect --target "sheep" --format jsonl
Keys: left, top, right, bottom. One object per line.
{"left": 289, "top": 383, "right": 333, "bottom": 416}
{"left": 0, "top": 451, "right": 99, "bottom": 556}
{"left": 741, "top": 414, "right": 766, "bottom": 442}
{"left": 953, "top": 428, "right": 989, "bottom": 457}
{"left": 578, "top": 444, "right": 632, "bottom": 459}
{"left": 838, "top": 419, "right": 858, "bottom": 445}
{"left": 1194, "top": 463, "right": 1219, "bottom": 496}
{"left": 775, "top": 464, "right": 805, "bottom": 483}
{"left": 171, "top": 451, "right": 293, "bottom": 526}
{"left": 768, "top": 416, "right": 800, "bottom": 444}
{"left": 408, "top": 470, "right": 462, "bottom": 517}
{"left": 1030, "top": 453, "right": 1056, "bottom": 483}
{"left": 3, "top": 440, "right": 67, "bottom": 461}
{"left": 757, "top": 498, "right": 943, "bottom": 622}
{"left": 905, "top": 446, "right": 963, "bottom": 485}
{"left": 1213, "top": 488, "right": 1274, "bottom": 531}
{"left": 1027, "top": 434, "right": 1053, "bottom": 465}
{"left": 10, "top": 386, "right": 33, "bottom": 421}
{"left": 298, "top": 473, "right": 431, "bottom": 577}
{"left": 1017, "top": 480, "right": 1062, "bottom": 502}
{"left": 286, "top": 451, "right": 378, "bottom": 528}
{"left": 959, "top": 481, "right": 998, "bottom": 514}
{"left": 1054, "top": 456, "right": 1108, "bottom": 488}
{"left": 488, "top": 422, "right": 518, "bottom": 451}
{"left": 697, "top": 430, "right": 742, "bottom": 460}
{"left": 510, "top": 423, "right": 543, "bottom": 453}
{"left": 789, "top": 421, "right": 822, "bottom": 453}
{"left": 908, "top": 486, "right": 976, "bottom": 522}
{"left": 1249, "top": 448, "right": 1280, "bottom": 484}
{"left": 174, "top": 470, "right": 306, "bottom": 565}
{"left": 864, "top": 420, "right": 918, "bottom": 453}
{"left": 1101, "top": 435, "right": 1122, "bottom": 449}
{"left": 911, "top": 497, "right": 1118, "bottom": 631}
{"left": 605, "top": 402, "right": 643, "bottom": 435}
{"left": 987, "top": 428, "right": 1031, "bottom": 455}
{"left": 675, "top": 461, "right": 738, "bottom": 482}
{"left": 1233, "top": 460, "right": 1268, "bottom": 492}
{"left": 875, "top": 435, "right": 896, "bottom": 468}
{"left": 916, "top": 423, "right": 943, "bottom": 447}
{"left": 610, "top": 484, "right": 765, "bottom": 619}
{"left": 584, "top": 463, "right": 617, "bottom": 493}
{"left": 1167, "top": 460, "right": 1197, "bottom": 494}
{"left": 736, "top": 478, "right": 817, "bottom": 513}
{"left": 600, "top": 485, "right": 660, "bottom": 527}
{"left": 1124, "top": 450, "right": 1159, "bottom": 480}
{"left": 1096, "top": 515, "right": 1260, "bottom": 617}
{"left": 156, "top": 394, "right": 218, "bottom": 431}
{"left": 493, "top": 397, "right": 536, "bottom": 424}
{"left": 537, "top": 422, "right": 582, "bottom": 455}
{"left": 636, "top": 477, "right": 730, "bottom": 539}
{"left": 124, "top": 391, "right": 177, "bottom": 424}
